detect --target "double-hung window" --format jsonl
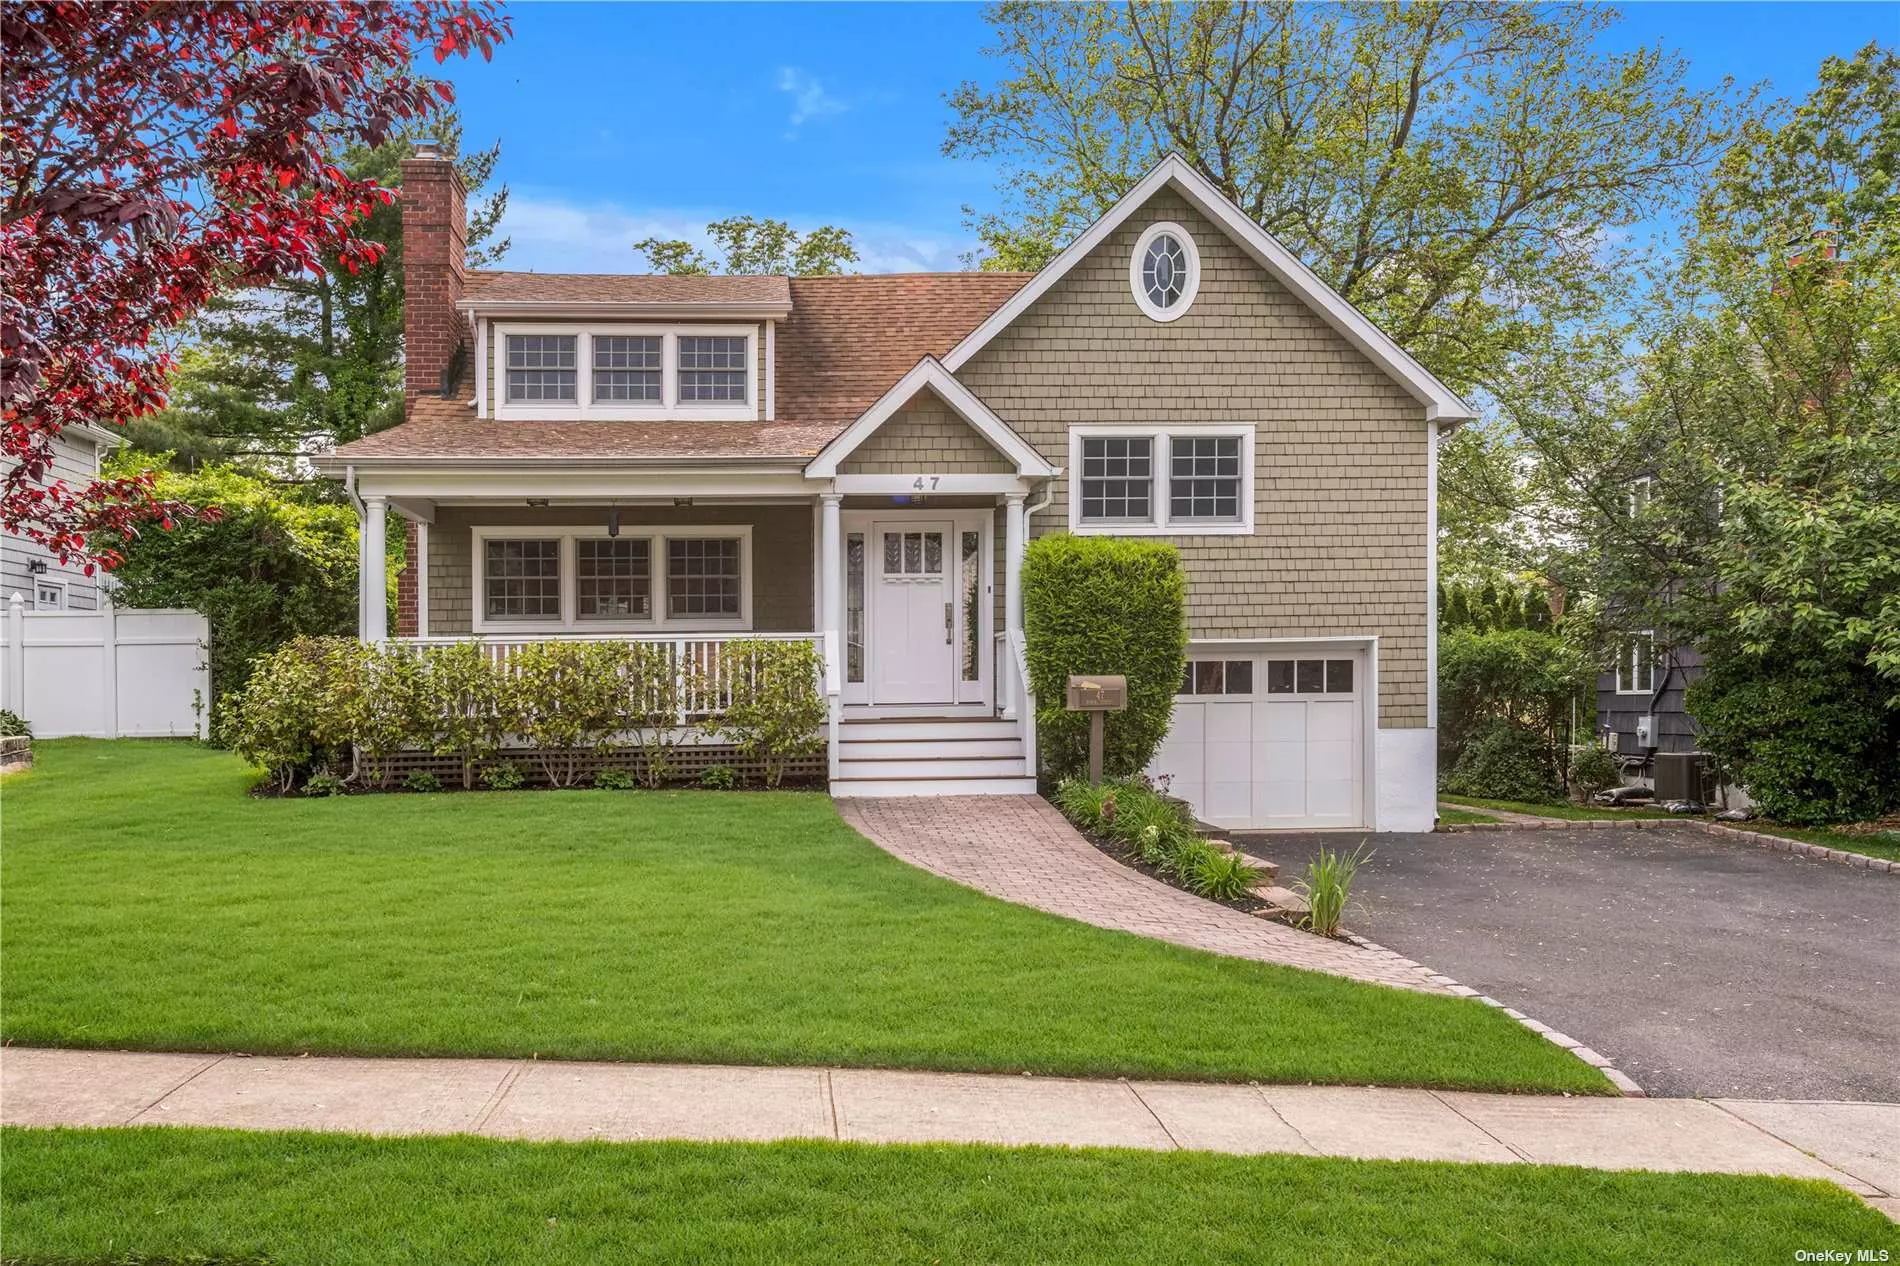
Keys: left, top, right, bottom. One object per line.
{"left": 1615, "top": 632, "right": 1656, "bottom": 694}
{"left": 592, "top": 335, "right": 662, "bottom": 402}
{"left": 505, "top": 335, "right": 577, "bottom": 402}
{"left": 677, "top": 335, "right": 748, "bottom": 402}
{"left": 476, "top": 528, "right": 750, "bottom": 632}
{"left": 1070, "top": 427, "right": 1252, "bottom": 534}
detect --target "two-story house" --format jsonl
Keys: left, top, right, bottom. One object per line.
{"left": 2, "top": 423, "right": 122, "bottom": 611}
{"left": 315, "top": 147, "right": 1473, "bottom": 831}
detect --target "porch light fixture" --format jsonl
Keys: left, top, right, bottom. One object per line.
{"left": 606, "top": 506, "right": 620, "bottom": 538}
{"left": 526, "top": 498, "right": 549, "bottom": 508}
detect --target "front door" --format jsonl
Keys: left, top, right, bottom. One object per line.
{"left": 870, "top": 520, "right": 956, "bottom": 704}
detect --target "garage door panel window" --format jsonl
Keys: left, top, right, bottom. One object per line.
{"left": 1264, "top": 658, "right": 1357, "bottom": 695}
{"left": 1180, "top": 659, "right": 1254, "bottom": 695}
{"left": 1070, "top": 427, "right": 1252, "bottom": 534}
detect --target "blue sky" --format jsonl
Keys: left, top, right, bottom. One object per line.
{"left": 442, "top": 2, "right": 1897, "bottom": 275}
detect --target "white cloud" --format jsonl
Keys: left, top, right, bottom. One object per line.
{"left": 495, "top": 193, "right": 976, "bottom": 276}
{"left": 776, "top": 67, "right": 847, "bottom": 128}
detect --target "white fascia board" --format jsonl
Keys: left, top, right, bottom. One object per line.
{"left": 804, "top": 356, "right": 1059, "bottom": 479}
{"left": 457, "top": 300, "right": 793, "bottom": 321}
{"left": 67, "top": 423, "right": 127, "bottom": 450}
{"left": 348, "top": 467, "right": 815, "bottom": 502}
{"left": 940, "top": 154, "right": 1477, "bottom": 424}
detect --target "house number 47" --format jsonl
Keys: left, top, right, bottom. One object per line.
{"left": 911, "top": 476, "right": 941, "bottom": 491}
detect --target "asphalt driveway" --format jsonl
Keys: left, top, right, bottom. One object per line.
{"left": 1234, "top": 825, "right": 1899, "bottom": 1101}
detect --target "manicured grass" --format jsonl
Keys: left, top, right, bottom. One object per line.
{"left": 1435, "top": 806, "right": 1498, "bottom": 825}
{"left": 1728, "top": 821, "right": 1900, "bottom": 864}
{"left": 1440, "top": 794, "right": 1676, "bottom": 821}
{"left": 1, "top": 741, "right": 1602, "bottom": 1092}
{"left": 6, "top": 1127, "right": 1893, "bottom": 1266}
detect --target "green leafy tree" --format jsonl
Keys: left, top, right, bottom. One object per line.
{"left": 100, "top": 460, "right": 372, "bottom": 726}
{"left": 634, "top": 216, "right": 859, "bottom": 276}
{"left": 128, "top": 118, "right": 509, "bottom": 469}
{"left": 945, "top": 1, "right": 1743, "bottom": 394}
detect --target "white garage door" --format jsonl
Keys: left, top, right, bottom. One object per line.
{"left": 1149, "top": 652, "right": 1365, "bottom": 830}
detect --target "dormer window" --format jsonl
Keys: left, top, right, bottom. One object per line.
{"left": 490, "top": 325, "right": 755, "bottom": 420}
{"left": 505, "top": 335, "right": 577, "bottom": 401}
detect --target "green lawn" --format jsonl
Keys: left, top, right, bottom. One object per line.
{"left": 6, "top": 1127, "right": 1892, "bottom": 1266}
{"left": 1435, "top": 806, "right": 1498, "bottom": 825}
{"left": 1440, "top": 794, "right": 1676, "bottom": 821}
{"left": 1, "top": 740, "right": 1602, "bottom": 1092}
{"left": 1727, "top": 821, "right": 1900, "bottom": 864}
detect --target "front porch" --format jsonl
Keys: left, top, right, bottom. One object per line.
{"left": 355, "top": 489, "right": 1041, "bottom": 792}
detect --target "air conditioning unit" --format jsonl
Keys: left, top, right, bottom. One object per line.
{"left": 1655, "top": 752, "right": 1713, "bottom": 803}
{"left": 1635, "top": 715, "right": 1656, "bottom": 749}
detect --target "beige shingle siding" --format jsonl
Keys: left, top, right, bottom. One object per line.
{"left": 839, "top": 393, "right": 1014, "bottom": 474}
{"left": 954, "top": 189, "right": 1431, "bottom": 728}
{"left": 425, "top": 504, "right": 814, "bottom": 637}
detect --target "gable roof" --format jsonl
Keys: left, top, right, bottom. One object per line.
{"left": 805, "top": 357, "right": 1059, "bottom": 479}
{"left": 775, "top": 273, "right": 1032, "bottom": 427}
{"left": 941, "top": 155, "right": 1477, "bottom": 424}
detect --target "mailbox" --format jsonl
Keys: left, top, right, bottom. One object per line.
{"left": 1066, "top": 674, "right": 1128, "bottom": 712}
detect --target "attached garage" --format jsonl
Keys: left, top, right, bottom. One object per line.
{"left": 1149, "top": 644, "right": 1369, "bottom": 831}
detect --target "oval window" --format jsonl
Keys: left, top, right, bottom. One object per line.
{"left": 1130, "top": 222, "right": 1199, "bottom": 321}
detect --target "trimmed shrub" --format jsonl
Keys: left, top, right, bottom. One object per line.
{"left": 705, "top": 639, "right": 825, "bottom": 788}
{"left": 480, "top": 760, "right": 524, "bottom": 791}
{"left": 401, "top": 771, "right": 441, "bottom": 793}
{"left": 1567, "top": 743, "right": 1621, "bottom": 800}
{"left": 511, "top": 640, "right": 637, "bottom": 787}
{"left": 699, "top": 764, "right": 737, "bottom": 790}
{"left": 1022, "top": 535, "right": 1187, "bottom": 783}
{"left": 593, "top": 767, "right": 636, "bottom": 791}
{"left": 1441, "top": 719, "right": 1563, "bottom": 803}
{"left": 224, "top": 636, "right": 366, "bottom": 791}
{"left": 304, "top": 769, "right": 347, "bottom": 798}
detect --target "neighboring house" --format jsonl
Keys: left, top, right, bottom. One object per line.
{"left": 1, "top": 422, "right": 121, "bottom": 611}
{"left": 314, "top": 147, "right": 1474, "bottom": 830}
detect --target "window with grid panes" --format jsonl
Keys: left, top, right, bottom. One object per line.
{"left": 484, "top": 539, "right": 562, "bottom": 619}
{"left": 505, "top": 334, "right": 577, "bottom": 401}
{"left": 677, "top": 335, "right": 748, "bottom": 401}
{"left": 1169, "top": 435, "right": 1242, "bottom": 522}
{"left": 593, "top": 335, "right": 662, "bottom": 402}
{"left": 1078, "top": 436, "right": 1153, "bottom": 523}
{"left": 575, "top": 538, "right": 651, "bottom": 619}
{"left": 667, "top": 538, "right": 742, "bottom": 617}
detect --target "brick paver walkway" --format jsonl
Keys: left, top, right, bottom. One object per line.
{"left": 837, "top": 795, "right": 1448, "bottom": 993}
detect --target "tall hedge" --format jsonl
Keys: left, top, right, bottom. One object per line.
{"left": 1022, "top": 534, "right": 1187, "bottom": 782}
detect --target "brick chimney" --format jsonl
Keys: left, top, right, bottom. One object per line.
{"left": 401, "top": 144, "right": 468, "bottom": 400}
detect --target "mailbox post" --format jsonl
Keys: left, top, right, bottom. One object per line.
{"left": 1065, "top": 674, "right": 1128, "bottom": 784}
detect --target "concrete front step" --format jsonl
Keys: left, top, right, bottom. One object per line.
{"left": 832, "top": 776, "right": 1040, "bottom": 798}
{"left": 837, "top": 738, "right": 1023, "bottom": 761}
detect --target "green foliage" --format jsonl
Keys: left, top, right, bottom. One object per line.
{"left": 1567, "top": 744, "right": 1622, "bottom": 800}
{"left": 1022, "top": 535, "right": 1187, "bottom": 783}
{"left": 509, "top": 640, "right": 636, "bottom": 787}
{"left": 303, "top": 770, "right": 346, "bottom": 798}
{"left": 706, "top": 639, "right": 825, "bottom": 789}
{"left": 1442, "top": 720, "right": 1564, "bottom": 805}
{"left": 1184, "top": 848, "right": 1261, "bottom": 902}
{"left": 101, "top": 462, "right": 366, "bottom": 726}
{"left": 1688, "top": 659, "right": 1900, "bottom": 826}
{"left": 1439, "top": 581, "right": 1552, "bottom": 633}
{"left": 1296, "top": 844, "right": 1371, "bottom": 938}
{"left": 0, "top": 709, "right": 30, "bottom": 738}
{"left": 223, "top": 637, "right": 368, "bottom": 791}
{"left": 479, "top": 761, "right": 524, "bottom": 792}
{"left": 417, "top": 641, "right": 508, "bottom": 790}
{"left": 947, "top": 3, "right": 1741, "bottom": 392}
{"left": 698, "top": 765, "right": 737, "bottom": 791}
{"left": 634, "top": 216, "right": 859, "bottom": 276}
{"left": 592, "top": 767, "right": 637, "bottom": 792}
{"left": 401, "top": 771, "right": 441, "bottom": 794}
{"left": 1053, "top": 777, "right": 1119, "bottom": 832}
{"left": 127, "top": 118, "right": 508, "bottom": 467}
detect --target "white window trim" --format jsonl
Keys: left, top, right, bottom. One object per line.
{"left": 1615, "top": 630, "right": 1656, "bottom": 695}
{"left": 1067, "top": 425, "right": 1254, "bottom": 536}
{"left": 33, "top": 579, "right": 66, "bottom": 610}
{"left": 1129, "top": 220, "right": 1201, "bottom": 322}
{"left": 1628, "top": 475, "right": 1655, "bottom": 518}
{"left": 490, "top": 323, "right": 756, "bottom": 422}
{"left": 471, "top": 524, "right": 753, "bottom": 635}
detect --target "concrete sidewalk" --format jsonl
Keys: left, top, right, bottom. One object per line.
{"left": 4, "top": 1047, "right": 1895, "bottom": 1216}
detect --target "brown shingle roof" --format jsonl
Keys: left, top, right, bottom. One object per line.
{"left": 776, "top": 273, "right": 1031, "bottom": 426}
{"left": 333, "top": 271, "right": 1031, "bottom": 463}
{"left": 464, "top": 270, "right": 792, "bottom": 306}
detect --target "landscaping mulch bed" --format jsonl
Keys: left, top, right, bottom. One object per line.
{"left": 1047, "top": 793, "right": 1273, "bottom": 918}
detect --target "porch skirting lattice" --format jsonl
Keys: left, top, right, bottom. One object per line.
{"left": 365, "top": 744, "right": 827, "bottom": 788}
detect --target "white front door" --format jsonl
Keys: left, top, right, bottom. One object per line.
{"left": 870, "top": 521, "right": 956, "bottom": 704}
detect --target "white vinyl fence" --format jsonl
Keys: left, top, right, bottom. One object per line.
{"left": 0, "top": 594, "right": 209, "bottom": 738}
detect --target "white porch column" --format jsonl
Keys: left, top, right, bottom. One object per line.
{"left": 362, "top": 495, "right": 388, "bottom": 642}
{"left": 414, "top": 521, "right": 430, "bottom": 638}
{"left": 819, "top": 493, "right": 842, "bottom": 642}
{"left": 1004, "top": 492, "right": 1027, "bottom": 639}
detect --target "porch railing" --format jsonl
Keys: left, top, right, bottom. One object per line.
{"left": 395, "top": 632, "right": 821, "bottom": 723}
{"left": 1001, "top": 627, "right": 1037, "bottom": 780}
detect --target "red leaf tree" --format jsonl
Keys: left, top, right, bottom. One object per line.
{"left": 1, "top": 1, "right": 508, "bottom": 571}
